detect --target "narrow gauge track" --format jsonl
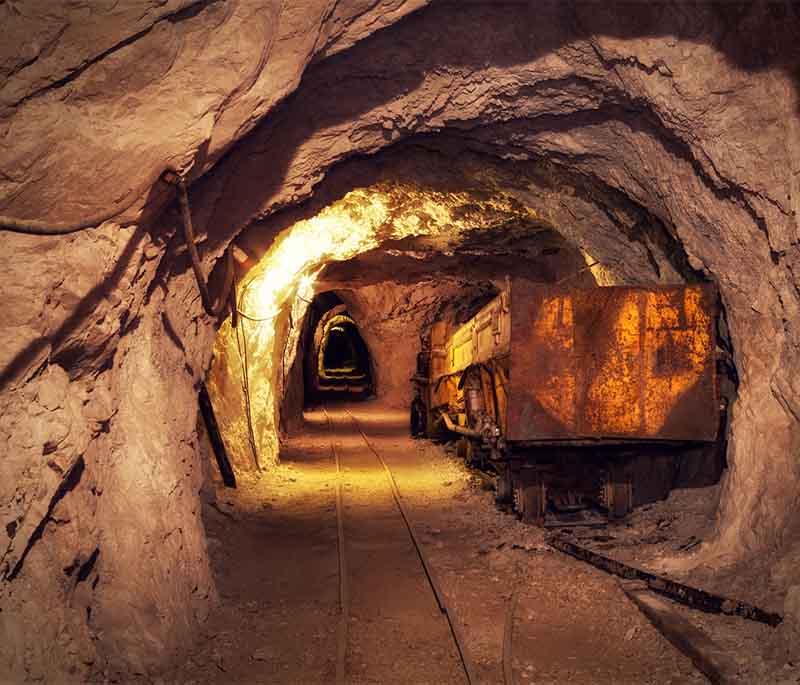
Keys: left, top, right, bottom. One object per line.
{"left": 322, "top": 405, "right": 476, "bottom": 684}
{"left": 325, "top": 407, "right": 349, "bottom": 685}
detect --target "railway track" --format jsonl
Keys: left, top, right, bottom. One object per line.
{"left": 323, "top": 405, "right": 477, "bottom": 685}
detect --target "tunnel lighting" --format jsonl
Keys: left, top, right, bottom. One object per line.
{"left": 244, "top": 192, "right": 390, "bottom": 320}
{"left": 298, "top": 273, "right": 315, "bottom": 292}
{"left": 241, "top": 185, "right": 540, "bottom": 322}
{"left": 297, "top": 271, "right": 319, "bottom": 302}
{"left": 209, "top": 182, "right": 544, "bottom": 469}
{"left": 231, "top": 244, "right": 252, "bottom": 265}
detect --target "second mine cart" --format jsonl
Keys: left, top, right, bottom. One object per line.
{"left": 417, "top": 278, "right": 719, "bottom": 522}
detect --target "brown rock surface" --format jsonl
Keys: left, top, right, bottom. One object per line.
{"left": 1, "top": 1, "right": 799, "bottom": 679}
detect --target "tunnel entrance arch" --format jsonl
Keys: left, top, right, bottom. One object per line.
{"left": 316, "top": 313, "right": 373, "bottom": 394}
{"left": 303, "top": 293, "right": 374, "bottom": 404}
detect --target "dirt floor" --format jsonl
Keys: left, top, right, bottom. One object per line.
{"left": 564, "top": 483, "right": 800, "bottom": 684}
{"left": 148, "top": 400, "right": 797, "bottom": 684}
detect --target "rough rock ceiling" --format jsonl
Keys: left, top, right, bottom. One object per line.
{"left": 316, "top": 227, "right": 577, "bottom": 287}
{"left": 242, "top": 144, "right": 688, "bottom": 291}
{"left": 2, "top": 2, "right": 800, "bottom": 681}
{"left": 0, "top": 0, "right": 429, "bottom": 225}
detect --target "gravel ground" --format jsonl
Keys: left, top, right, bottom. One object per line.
{"left": 144, "top": 400, "right": 796, "bottom": 684}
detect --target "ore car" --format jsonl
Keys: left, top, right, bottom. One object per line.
{"left": 415, "top": 278, "right": 719, "bottom": 523}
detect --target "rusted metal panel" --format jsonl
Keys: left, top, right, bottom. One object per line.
{"left": 429, "top": 292, "right": 511, "bottom": 423}
{"left": 506, "top": 280, "right": 717, "bottom": 442}
{"left": 445, "top": 291, "right": 511, "bottom": 375}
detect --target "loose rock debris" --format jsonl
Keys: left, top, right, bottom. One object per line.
{"left": 143, "top": 404, "right": 796, "bottom": 684}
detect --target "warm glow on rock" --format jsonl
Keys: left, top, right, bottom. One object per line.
{"left": 209, "top": 182, "right": 541, "bottom": 469}
{"left": 530, "top": 295, "right": 577, "bottom": 428}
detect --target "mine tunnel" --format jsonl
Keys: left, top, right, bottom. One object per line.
{"left": 303, "top": 293, "right": 374, "bottom": 403}
{"left": 2, "top": 3, "right": 800, "bottom": 684}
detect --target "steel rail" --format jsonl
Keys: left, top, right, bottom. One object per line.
{"left": 549, "top": 534, "right": 783, "bottom": 627}
{"left": 343, "top": 407, "right": 478, "bottom": 685}
{"left": 502, "top": 569, "right": 520, "bottom": 685}
{"left": 322, "top": 407, "right": 350, "bottom": 685}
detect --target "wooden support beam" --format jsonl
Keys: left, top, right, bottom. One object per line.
{"left": 620, "top": 583, "right": 739, "bottom": 685}
{"left": 548, "top": 534, "right": 783, "bottom": 627}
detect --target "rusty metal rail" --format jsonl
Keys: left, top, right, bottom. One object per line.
{"left": 322, "top": 407, "right": 349, "bottom": 685}
{"left": 343, "top": 408, "right": 478, "bottom": 685}
{"left": 548, "top": 534, "right": 783, "bottom": 627}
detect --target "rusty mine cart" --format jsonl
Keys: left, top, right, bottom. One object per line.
{"left": 415, "top": 278, "right": 719, "bottom": 525}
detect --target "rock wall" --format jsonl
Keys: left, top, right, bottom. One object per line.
{"left": 0, "top": 2, "right": 429, "bottom": 677}
{"left": 1, "top": 0, "right": 799, "bottom": 678}
{"left": 0, "top": 226, "right": 218, "bottom": 679}
{"left": 194, "top": 2, "right": 800, "bottom": 563}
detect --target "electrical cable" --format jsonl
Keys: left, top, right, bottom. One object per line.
{"left": 235, "top": 286, "right": 313, "bottom": 322}
{"left": 236, "top": 309, "right": 279, "bottom": 323}
{"left": 233, "top": 272, "right": 280, "bottom": 322}
{"left": 234, "top": 315, "right": 261, "bottom": 471}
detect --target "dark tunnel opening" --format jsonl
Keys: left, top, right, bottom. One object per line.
{"left": 323, "top": 326, "right": 358, "bottom": 371}
{"left": 302, "top": 291, "right": 374, "bottom": 405}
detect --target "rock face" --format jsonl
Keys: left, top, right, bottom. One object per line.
{"left": 339, "top": 279, "right": 499, "bottom": 409}
{"left": 1, "top": 0, "right": 799, "bottom": 679}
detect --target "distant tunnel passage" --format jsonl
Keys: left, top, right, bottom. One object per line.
{"left": 306, "top": 299, "right": 374, "bottom": 401}
{"left": 319, "top": 316, "right": 371, "bottom": 383}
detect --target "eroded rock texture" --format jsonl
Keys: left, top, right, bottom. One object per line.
{"left": 1, "top": 0, "right": 799, "bottom": 678}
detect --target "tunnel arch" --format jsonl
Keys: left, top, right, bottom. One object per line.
{"left": 194, "top": 5, "right": 800, "bottom": 567}
{"left": 1, "top": 3, "right": 799, "bottom": 679}
{"left": 307, "top": 299, "right": 374, "bottom": 401}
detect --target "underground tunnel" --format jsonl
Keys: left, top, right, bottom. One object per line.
{"left": 305, "top": 294, "right": 374, "bottom": 402}
{"left": 1, "top": 2, "right": 800, "bottom": 683}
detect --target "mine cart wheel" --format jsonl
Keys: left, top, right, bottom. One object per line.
{"left": 496, "top": 465, "right": 513, "bottom": 504}
{"left": 519, "top": 480, "right": 547, "bottom": 524}
{"left": 606, "top": 466, "right": 633, "bottom": 519}
{"left": 457, "top": 437, "right": 475, "bottom": 465}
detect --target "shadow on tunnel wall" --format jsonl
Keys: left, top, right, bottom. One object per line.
{"left": 188, "top": 0, "right": 800, "bottom": 265}
{"left": 0, "top": 177, "right": 191, "bottom": 392}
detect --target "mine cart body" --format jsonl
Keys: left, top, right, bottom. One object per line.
{"left": 422, "top": 279, "right": 718, "bottom": 522}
